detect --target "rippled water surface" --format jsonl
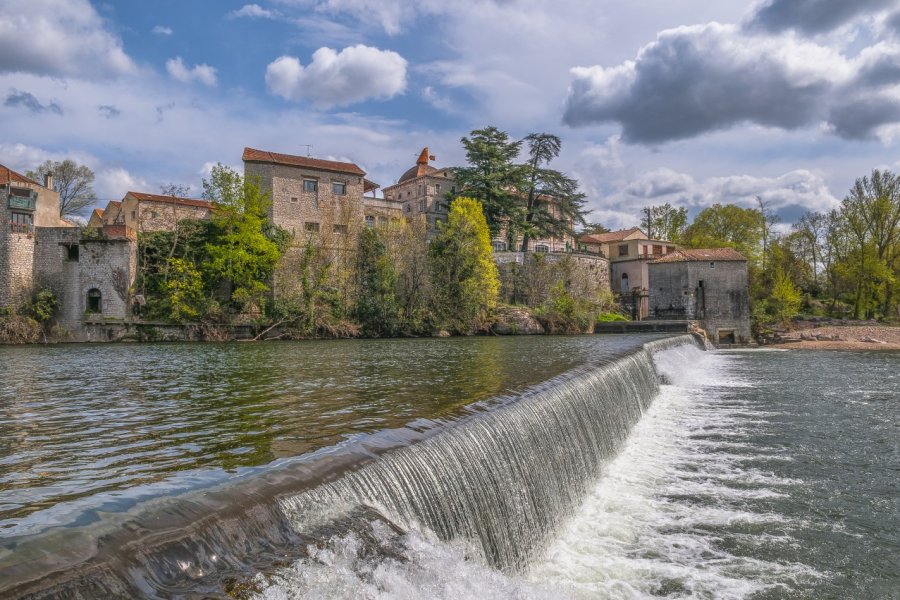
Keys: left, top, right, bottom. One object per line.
{"left": 0, "top": 335, "right": 662, "bottom": 529}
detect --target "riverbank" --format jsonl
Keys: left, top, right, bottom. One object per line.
{"left": 766, "top": 324, "right": 900, "bottom": 350}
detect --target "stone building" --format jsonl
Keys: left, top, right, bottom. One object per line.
{"left": 33, "top": 225, "right": 137, "bottom": 332}
{"left": 0, "top": 164, "right": 67, "bottom": 308}
{"left": 579, "top": 228, "right": 679, "bottom": 319}
{"left": 90, "top": 192, "right": 213, "bottom": 232}
{"left": 648, "top": 248, "right": 750, "bottom": 344}
{"left": 382, "top": 148, "right": 454, "bottom": 231}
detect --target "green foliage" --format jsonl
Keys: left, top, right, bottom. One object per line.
{"left": 202, "top": 164, "right": 283, "bottom": 310}
{"left": 428, "top": 198, "right": 500, "bottom": 334}
{"left": 597, "top": 312, "right": 629, "bottom": 322}
{"left": 354, "top": 228, "right": 402, "bottom": 336}
{"left": 769, "top": 269, "right": 802, "bottom": 325}
{"left": 535, "top": 281, "right": 595, "bottom": 334}
{"left": 681, "top": 203, "right": 764, "bottom": 262}
{"left": 162, "top": 258, "right": 204, "bottom": 323}
{"left": 29, "top": 288, "right": 59, "bottom": 324}
{"left": 641, "top": 203, "right": 688, "bottom": 242}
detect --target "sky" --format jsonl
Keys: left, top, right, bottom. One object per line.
{"left": 2, "top": 0, "right": 900, "bottom": 229}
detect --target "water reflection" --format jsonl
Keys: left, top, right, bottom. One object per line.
{"left": 0, "top": 335, "right": 664, "bottom": 525}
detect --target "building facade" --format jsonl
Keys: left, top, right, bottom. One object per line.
{"left": 90, "top": 192, "right": 213, "bottom": 232}
{"left": 382, "top": 147, "right": 455, "bottom": 231}
{"left": 0, "top": 165, "right": 66, "bottom": 308}
{"left": 648, "top": 248, "right": 751, "bottom": 344}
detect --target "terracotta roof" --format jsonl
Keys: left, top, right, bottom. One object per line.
{"left": 650, "top": 248, "right": 747, "bottom": 263}
{"left": 125, "top": 191, "right": 213, "bottom": 209}
{"left": 0, "top": 164, "right": 41, "bottom": 186}
{"left": 579, "top": 227, "right": 647, "bottom": 244}
{"left": 242, "top": 147, "right": 365, "bottom": 176}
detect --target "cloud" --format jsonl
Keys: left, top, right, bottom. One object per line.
{"left": 165, "top": 57, "right": 218, "bottom": 86}
{"left": 745, "top": 0, "right": 897, "bottom": 35}
{"left": 0, "top": 0, "right": 135, "bottom": 78}
{"left": 4, "top": 88, "right": 62, "bottom": 114}
{"left": 265, "top": 45, "right": 407, "bottom": 107}
{"left": 94, "top": 167, "right": 149, "bottom": 200}
{"left": 229, "top": 4, "right": 278, "bottom": 19}
{"left": 152, "top": 25, "right": 173, "bottom": 35}
{"left": 563, "top": 22, "right": 900, "bottom": 143}
{"left": 98, "top": 104, "right": 121, "bottom": 118}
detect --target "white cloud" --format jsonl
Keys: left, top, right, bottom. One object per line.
{"left": 0, "top": 0, "right": 135, "bottom": 78}
{"left": 265, "top": 45, "right": 407, "bottom": 107}
{"left": 94, "top": 167, "right": 150, "bottom": 200}
{"left": 152, "top": 25, "right": 173, "bottom": 36}
{"left": 165, "top": 57, "right": 218, "bottom": 87}
{"left": 229, "top": 4, "right": 278, "bottom": 19}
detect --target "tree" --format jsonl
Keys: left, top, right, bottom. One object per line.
{"left": 453, "top": 127, "right": 525, "bottom": 239}
{"left": 641, "top": 203, "right": 688, "bottom": 242}
{"left": 202, "top": 164, "right": 283, "bottom": 311}
{"left": 519, "top": 133, "right": 587, "bottom": 252}
{"left": 756, "top": 196, "right": 780, "bottom": 272}
{"left": 428, "top": 197, "right": 500, "bottom": 334}
{"left": 27, "top": 159, "right": 97, "bottom": 218}
{"left": 769, "top": 269, "right": 802, "bottom": 325}
{"left": 681, "top": 203, "right": 765, "bottom": 262}
{"left": 354, "top": 227, "right": 401, "bottom": 337}
{"left": 580, "top": 222, "right": 610, "bottom": 235}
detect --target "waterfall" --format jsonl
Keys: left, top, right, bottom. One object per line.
{"left": 2, "top": 335, "right": 700, "bottom": 599}
{"left": 280, "top": 335, "right": 698, "bottom": 572}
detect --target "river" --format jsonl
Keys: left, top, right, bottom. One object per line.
{"left": 0, "top": 337, "right": 897, "bottom": 599}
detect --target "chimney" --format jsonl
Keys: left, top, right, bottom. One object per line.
{"left": 44, "top": 171, "right": 53, "bottom": 190}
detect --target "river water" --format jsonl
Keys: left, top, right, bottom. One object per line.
{"left": 0, "top": 338, "right": 897, "bottom": 599}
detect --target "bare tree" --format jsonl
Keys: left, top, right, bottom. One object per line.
{"left": 27, "top": 159, "right": 97, "bottom": 218}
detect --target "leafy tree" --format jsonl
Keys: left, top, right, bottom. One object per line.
{"left": 641, "top": 203, "right": 688, "bottom": 242}
{"left": 202, "top": 164, "right": 283, "bottom": 311}
{"left": 519, "top": 133, "right": 587, "bottom": 251}
{"left": 454, "top": 127, "right": 525, "bottom": 239}
{"left": 580, "top": 222, "right": 610, "bottom": 235}
{"left": 27, "top": 159, "right": 97, "bottom": 218}
{"left": 681, "top": 203, "right": 764, "bottom": 262}
{"left": 354, "top": 227, "right": 402, "bottom": 336}
{"left": 163, "top": 258, "right": 204, "bottom": 322}
{"left": 428, "top": 197, "right": 500, "bottom": 333}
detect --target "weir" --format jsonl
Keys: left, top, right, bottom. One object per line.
{"left": 0, "top": 334, "right": 700, "bottom": 599}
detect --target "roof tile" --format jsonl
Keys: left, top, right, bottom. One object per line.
{"left": 650, "top": 248, "right": 747, "bottom": 263}
{"left": 242, "top": 147, "right": 366, "bottom": 176}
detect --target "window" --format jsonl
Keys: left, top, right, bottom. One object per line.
{"left": 151, "top": 211, "right": 158, "bottom": 219}
{"left": 618, "top": 244, "right": 629, "bottom": 257}
{"left": 535, "top": 244, "right": 550, "bottom": 253}
{"left": 709, "top": 262, "right": 715, "bottom": 269}
{"left": 621, "top": 273, "right": 629, "bottom": 294}
{"left": 653, "top": 244, "right": 662, "bottom": 255}
{"left": 418, "top": 184, "right": 423, "bottom": 196}
{"left": 304, "top": 222, "right": 320, "bottom": 233}
{"left": 303, "top": 179, "right": 318, "bottom": 193}
{"left": 333, "top": 224, "right": 348, "bottom": 234}
{"left": 332, "top": 181, "right": 347, "bottom": 195}
{"left": 66, "top": 245, "right": 79, "bottom": 262}
{"left": 10, "top": 211, "right": 33, "bottom": 233}
{"left": 377, "top": 216, "right": 388, "bottom": 228}
{"left": 365, "top": 215, "right": 375, "bottom": 228}
{"left": 435, "top": 183, "right": 441, "bottom": 194}
{"left": 451, "top": 186, "right": 456, "bottom": 194}
{"left": 492, "top": 240, "right": 507, "bottom": 252}
{"left": 420, "top": 199, "right": 426, "bottom": 212}
{"left": 131, "top": 211, "right": 136, "bottom": 220}
{"left": 86, "top": 289, "right": 102, "bottom": 314}
{"left": 291, "top": 196, "right": 298, "bottom": 203}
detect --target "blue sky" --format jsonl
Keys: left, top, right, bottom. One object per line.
{"left": 2, "top": 0, "right": 900, "bottom": 229}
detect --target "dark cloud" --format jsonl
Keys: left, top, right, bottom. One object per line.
{"left": 855, "top": 47, "right": 900, "bottom": 88}
{"left": 564, "top": 24, "right": 834, "bottom": 143}
{"left": 745, "top": 0, "right": 896, "bottom": 35}
{"left": 4, "top": 89, "right": 63, "bottom": 114}
{"left": 828, "top": 96, "right": 900, "bottom": 140}
{"left": 98, "top": 104, "right": 121, "bottom": 118}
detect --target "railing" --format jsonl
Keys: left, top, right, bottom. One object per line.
{"left": 8, "top": 194, "right": 37, "bottom": 211}
{"left": 10, "top": 222, "right": 34, "bottom": 234}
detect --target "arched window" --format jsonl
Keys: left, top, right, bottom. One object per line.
{"left": 86, "top": 288, "right": 102, "bottom": 314}
{"left": 621, "top": 273, "right": 629, "bottom": 294}
{"left": 534, "top": 244, "right": 550, "bottom": 253}
{"left": 492, "top": 240, "right": 507, "bottom": 252}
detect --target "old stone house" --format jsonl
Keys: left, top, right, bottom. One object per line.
{"left": 382, "top": 147, "right": 455, "bottom": 231}
{"left": 89, "top": 191, "right": 213, "bottom": 232}
{"left": 0, "top": 165, "right": 66, "bottom": 308}
{"left": 648, "top": 248, "right": 751, "bottom": 344}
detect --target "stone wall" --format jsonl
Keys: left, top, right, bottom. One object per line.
{"left": 33, "top": 227, "right": 137, "bottom": 334}
{"left": 132, "top": 199, "right": 211, "bottom": 232}
{"left": 247, "top": 162, "right": 366, "bottom": 241}
{"left": 494, "top": 252, "right": 610, "bottom": 307}
{"left": 647, "top": 260, "right": 751, "bottom": 344}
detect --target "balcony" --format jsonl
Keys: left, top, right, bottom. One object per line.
{"left": 10, "top": 222, "right": 33, "bottom": 234}
{"left": 8, "top": 191, "right": 37, "bottom": 211}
